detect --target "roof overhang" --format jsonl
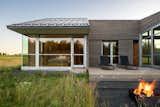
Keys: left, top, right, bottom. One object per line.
{"left": 7, "top": 26, "right": 89, "bottom": 35}
{"left": 7, "top": 18, "right": 90, "bottom": 37}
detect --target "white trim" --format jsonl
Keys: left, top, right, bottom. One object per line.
{"left": 21, "top": 66, "right": 71, "bottom": 71}
{"left": 84, "top": 35, "right": 87, "bottom": 67}
{"left": 39, "top": 54, "right": 71, "bottom": 55}
{"left": 151, "top": 28, "right": 154, "bottom": 65}
{"left": 71, "top": 38, "right": 74, "bottom": 68}
{"left": 139, "top": 34, "right": 142, "bottom": 66}
{"left": 23, "top": 54, "right": 35, "bottom": 55}
{"left": 73, "top": 65, "right": 85, "bottom": 68}
{"left": 21, "top": 35, "right": 23, "bottom": 66}
{"left": 110, "top": 42, "right": 113, "bottom": 65}
{"left": 35, "top": 38, "right": 39, "bottom": 67}
{"left": 101, "top": 42, "right": 104, "bottom": 54}
{"left": 73, "top": 54, "right": 84, "bottom": 56}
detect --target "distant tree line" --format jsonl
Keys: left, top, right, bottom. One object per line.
{"left": 0, "top": 52, "right": 21, "bottom": 56}
{"left": 0, "top": 52, "right": 7, "bottom": 56}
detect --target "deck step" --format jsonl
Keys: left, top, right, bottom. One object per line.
{"left": 90, "top": 74, "right": 160, "bottom": 82}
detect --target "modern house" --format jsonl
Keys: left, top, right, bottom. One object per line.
{"left": 7, "top": 12, "right": 160, "bottom": 71}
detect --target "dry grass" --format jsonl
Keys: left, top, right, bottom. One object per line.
{"left": 0, "top": 56, "right": 21, "bottom": 67}
{"left": 0, "top": 72, "right": 95, "bottom": 107}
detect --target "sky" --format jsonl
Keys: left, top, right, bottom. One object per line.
{"left": 0, "top": 0, "right": 160, "bottom": 54}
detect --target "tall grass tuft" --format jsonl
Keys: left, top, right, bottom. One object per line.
{"left": 0, "top": 73, "right": 95, "bottom": 107}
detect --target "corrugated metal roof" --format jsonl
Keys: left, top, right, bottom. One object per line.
{"left": 8, "top": 18, "right": 89, "bottom": 27}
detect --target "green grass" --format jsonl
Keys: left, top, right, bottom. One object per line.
{"left": 0, "top": 65, "right": 21, "bottom": 72}
{"left": 0, "top": 56, "right": 95, "bottom": 107}
{"left": 0, "top": 56, "right": 21, "bottom": 67}
{"left": 0, "top": 55, "right": 21, "bottom": 72}
{"left": 0, "top": 72, "right": 95, "bottom": 107}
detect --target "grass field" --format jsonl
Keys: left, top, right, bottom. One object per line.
{"left": 0, "top": 56, "right": 21, "bottom": 67}
{"left": 0, "top": 72, "right": 95, "bottom": 107}
{"left": 0, "top": 56, "right": 96, "bottom": 107}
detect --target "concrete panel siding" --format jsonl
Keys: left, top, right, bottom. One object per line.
{"left": 88, "top": 40, "right": 101, "bottom": 67}
{"left": 88, "top": 20, "right": 140, "bottom": 40}
{"left": 119, "top": 40, "right": 133, "bottom": 64}
{"left": 88, "top": 20, "right": 138, "bottom": 66}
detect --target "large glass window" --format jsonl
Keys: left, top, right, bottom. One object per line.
{"left": 154, "top": 26, "right": 160, "bottom": 36}
{"left": 39, "top": 38, "right": 71, "bottom": 54}
{"left": 73, "top": 38, "right": 84, "bottom": 65}
{"left": 39, "top": 38, "right": 71, "bottom": 67}
{"left": 22, "top": 36, "right": 35, "bottom": 66}
{"left": 22, "top": 37, "right": 85, "bottom": 67}
{"left": 141, "top": 26, "right": 160, "bottom": 66}
{"left": 153, "top": 26, "right": 160, "bottom": 65}
{"left": 154, "top": 40, "right": 160, "bottom": 65}
{"left": 23, "top": 55, "right": 35, "bottom": 66}
{"left": 103, "top": 42, "right": 110, "bottom": 55}
{"left": 74, "top": 55, "right": 83, "bottom": 65}
{"left": 142, "top": 31, "right": 151, "bottom": 65}
{"left": 39, "top": 55, "right": 70, "bottom": 66}
{"left": 102, "top": 41, "right": 118, "bottom": 64}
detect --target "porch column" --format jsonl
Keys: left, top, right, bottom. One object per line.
{"left": 71, "top": 38, "right": 74, "bottom": 69}
{"left": 84, "top": 35, "right": 87, "bottom": 68}
{"left": 151, "top": 28, "right": 154, "bottom": 65}
{"left": 110, "top": 43, "right": 113, "bottom": 65}
{"left": 35, "top": 38, "right": 39, "bottom": 67}
{"left": 139, "top": 34, "right": 142, "bottom": 66}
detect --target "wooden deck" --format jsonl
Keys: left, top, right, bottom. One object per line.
{"left": 89, "top": 67, "right": 160, "bottom": 81}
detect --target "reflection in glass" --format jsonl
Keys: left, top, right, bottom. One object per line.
{"left": 142, "top": 32, "right": 148, "bottom": 36}
{"left": 102, "top": 41, "right": 118, "bottom": 64}
{"left": 40, "top": 55, "right": 70, "bottom": 66}
{"left": 113, "top": 42, "right": 118, "bottom": 55}
{"left": 142, "top": 37, "right": 151, "bottom": 65}
{"left": 154, "top": 30, "right": 160, "bottom": 36}
{"left": 23, "top": 55, "right": 35, "bottom": 66}
{"left": 39, "top": 38, "right": 71, "bottom": 54}
{"left": 154, "top": 27, "right": 160, "bottom": 36}
{"left": 113, "top": 56, "right": 118, "bottom": 64}
{"left": 103, "top": 42, "right": 110, "bottom": 55}
{"left": 142, "top": 39, "right": 151, "bottom": 55}
{"left": 74, "top": 55, "right": 83, "bottom": 65}
{"left": 154, "top": 39, "right": 160, "bottom": 65}
{"left": 23, "top": 36, "right": 35, "bottom": 54}
{"left": 74, "top": 38, "right": 84, "bottom": 54}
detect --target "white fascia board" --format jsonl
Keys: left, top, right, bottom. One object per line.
{"left": 21, "top": 66, "right": 71, "bottom": 71}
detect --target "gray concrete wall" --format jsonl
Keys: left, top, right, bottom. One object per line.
{"left": 88, "top": 20, "right": 138, "bottom": 67}
{"left": 88, "top": 20, "right": 140, "bottom": 40}
{"left": 88, "top": 40, "right": 101, "bottom": 67}
{"left": 119, "top": 40, "right": 133, "bottom": 64}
